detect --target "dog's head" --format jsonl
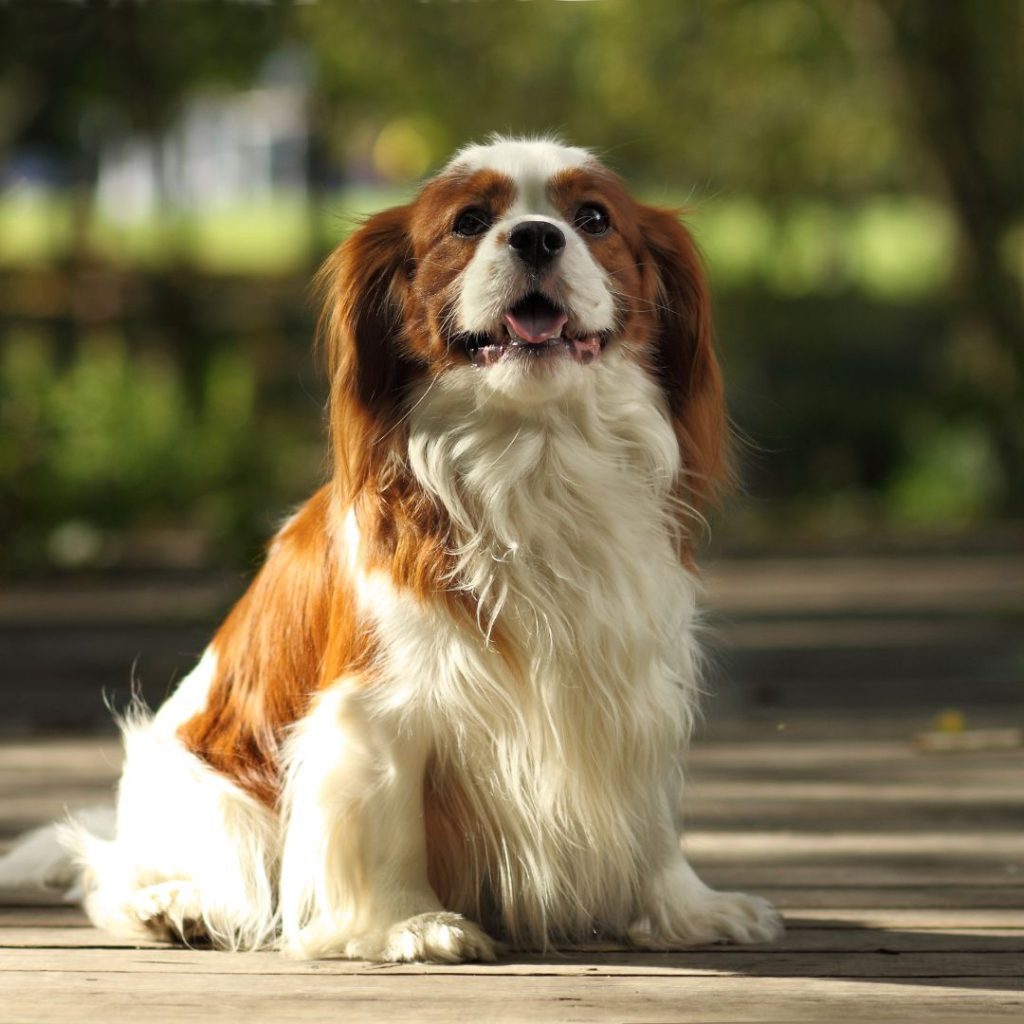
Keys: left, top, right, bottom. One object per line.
{"left": 319, "top": 137, "right": 726, "bottom": 512}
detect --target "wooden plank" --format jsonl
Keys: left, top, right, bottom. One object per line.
{"left": 0, "top": 579, "right": 235, "bottom": 626}
{"left": 1, "top": 945, "right": 1024, "bottom": 978}
{"left": 688, "top": 739, "right": 1024, "bottom": 769}
{"left": 0, "top": 890, "right": 81, "bottom": 907}
{"left": 0, "top": 971, "right": 1020, "bottom": 1024}
{"left": 720, "top": 617, "right": 1022, "bottom": 648}
{"left": 686, "top": 831, "right": 1024, "bottom": 856}
{"left": 0, "top": 930, "right": 166, "bottom": 949}
{"left": 684, "top": 804, "right": 1024, "bottom": 833}
{"left": 2, "top": 924, "right": 1022, "bottom": 954}
{"left": 700, "top": 715, "right": 1024, "bottom": 743}
{"left": 697, "top": 864, "right": 1024, "bottom": 889}
{"left": 0, "top": 739, "right": 122, "bottom": 770}
{"left": 0, "top": 907, "right": 95, "bottom": 927}
{"left": 2, "top": 736, "right": 1019, "bottom": 781}
{"left": 688, "top": 779, "right": 1024, "bottom": 802}
{"left": 0, "top": 791, "right": 115, "bottom": 835}
{"left": 12, "top": 801, "right": 1024, "bottom": 844}
{"left": 749, "top": 887, "right": 1024, "bottom": 910}
{"left": 4, "top": 909, "right": 1019, "bottom": 937}
{"left": 5, "top": 904, "right": 1023, "bottom": 934}
{"left": 5, "top": 734, "right": 1016, "bottom": 774}
{"left": 705, "top": 555, "right": 1024, "bottom": 615}
{"left": 5, "top": 876, "right": 1020, "bottom": 915}
{"left": 779, "top": 908, "right": 1024, "bottom": 930}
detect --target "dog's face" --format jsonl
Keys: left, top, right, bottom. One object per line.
{"left": 409, "top": 141, "right": 624, "bottom": 401}
{"left": 320, "top": 138, "right": 726, "bottom": 509}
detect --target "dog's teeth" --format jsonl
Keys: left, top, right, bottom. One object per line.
{"left": 503, "top": 327, "right": 567, "bottom": 345}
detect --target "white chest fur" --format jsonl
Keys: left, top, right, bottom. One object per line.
{"left": 348, "top": 353, "right": 702, "bottom": 944}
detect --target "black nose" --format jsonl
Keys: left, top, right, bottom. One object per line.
{"left": 508, "top": 220, "right": 565, "bottom": 270}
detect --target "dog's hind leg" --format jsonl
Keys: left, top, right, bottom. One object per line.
{"left": 58, "top": 687, "right": 280, "bottom": 950}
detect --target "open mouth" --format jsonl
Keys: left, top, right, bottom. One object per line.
{"left": 463, "top": 293, "right": 605, "bottom": 368}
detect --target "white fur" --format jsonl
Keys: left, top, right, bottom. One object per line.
{"left": 448, "top": 135, "right": 594, "bottom": 181}
{"left": 0, "top": 139, "right": 782, "bottom": 960}
{"left": 55, "top": 652, "right": 276, "bottom": 950}
{"left": 396, "top": 353, "right": 698, "bottom": 946}
{"left": 150, "top": 645, "right": 218, "bottom": 734}
{"left": 0, "top": 806, "right": 113, "bottom": 899}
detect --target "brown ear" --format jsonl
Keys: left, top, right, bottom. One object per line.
{"left": 637, "top": 204, "right": 729, "bottom": 515}
{"left": 316, "top": 205, "right": 415, "bottom": 499}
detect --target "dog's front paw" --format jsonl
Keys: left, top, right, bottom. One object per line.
{"left": 125, "top": 880, "right": 207, "bottom": 942}
{"left": 347, "top": 912, "right": 498, "bottom": 964}
{"left": 633, "top": 889, "right": 784, "bottom": 949}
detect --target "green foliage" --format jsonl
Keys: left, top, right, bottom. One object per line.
{"left": 0, "top": 330, "right": 305, "bottom": 572}
{"left": 300, "top": 0, "right": 908, "bottom": 196}
{"left": 0, "top": 1, "right": 293, "bottom": 152}
{"left": 889, "top": 420, "right": 1003, "bottom": 527}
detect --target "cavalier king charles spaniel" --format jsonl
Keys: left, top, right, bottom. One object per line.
{"left": 3, "top": 137, "right": 782, "bottom": 962}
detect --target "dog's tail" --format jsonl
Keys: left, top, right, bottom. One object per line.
{"left": 0, "top": 806, "right": 115, "bottom": 901}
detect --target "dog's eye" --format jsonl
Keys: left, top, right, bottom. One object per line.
{"left": 574, "top": 204, "right": 610, "bottom": 236}
{"left": 453, "top": 208, "right": 492, "bottom": 237}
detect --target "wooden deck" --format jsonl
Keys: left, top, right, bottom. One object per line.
{"left": 2, "top": 724, "right": 1022, "bottom": 1022}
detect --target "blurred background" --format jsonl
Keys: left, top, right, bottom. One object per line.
{"left": 0, "top": 0, "right": 1021, "bottom": 734}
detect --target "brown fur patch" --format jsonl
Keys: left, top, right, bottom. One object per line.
{"left": 404, "top": 169, "right": 517, "bottom": 371}
{"left": 316, "top": 203, "right": 468, "bottom": 605}
{"left": 177, "top": 487, "right": 374, "bottom": 806}
{"left": 633, "top": 202, "right": 728, "bottom": 516}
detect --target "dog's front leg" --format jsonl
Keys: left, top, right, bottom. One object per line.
{"left": 631, "top": 785, "right": 784, "bottom": 949}
{"left": 279, "top": 681, "right": 495, "bottom": 962}
{"left": 633, "top": 850, "right": 784, "bottom": 949}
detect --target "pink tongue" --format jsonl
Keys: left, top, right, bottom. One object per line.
{"left": 504, "top": 305, "right": 568, "bottom": 344}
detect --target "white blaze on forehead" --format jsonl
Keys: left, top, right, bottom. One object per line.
{"left": 447, "top": 137, "right": 594, "bottom": 182}
{"left": 448, "top": 138, "right": 595, "bottom": 215}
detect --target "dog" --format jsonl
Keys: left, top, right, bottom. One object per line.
{"left": 0, "top": 136, "right": 782, "bottom": 962}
